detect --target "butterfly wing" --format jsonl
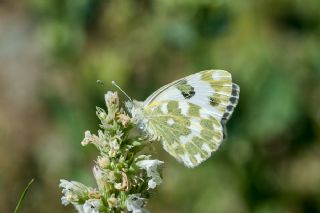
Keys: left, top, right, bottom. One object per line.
{"left": 144, "top": 70, "right": 239, "bottom": 123}
{"left": 140, "top": 70, "right": 239, "bottom": 167}
{"left": 143, "top": 100, "right": 224, "bottom": 167}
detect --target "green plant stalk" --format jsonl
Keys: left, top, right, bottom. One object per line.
{"left": 14, "top": 178, "right": 34, "bottom": 213}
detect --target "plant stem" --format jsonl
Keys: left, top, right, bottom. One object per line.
{"left": 13, "top": 178, "right": 34, "bottom": 213}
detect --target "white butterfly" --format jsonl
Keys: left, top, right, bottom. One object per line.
{"left": 119, "top": 70, "right": 239, "bottom": 168}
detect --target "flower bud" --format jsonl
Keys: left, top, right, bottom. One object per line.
{"left": 105, "top": 91, "right": 119, "bottom": 109}
{"left": 117, "top": 113, "right": 131, "bottom": 127}
{"left": 97, "top": 156, "right": 110, "bottom": 168}
{"left": 107, "top": 194, "right": 119, "bottom": 208}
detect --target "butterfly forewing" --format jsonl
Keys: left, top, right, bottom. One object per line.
{"left": 145, "top": 70, "right": 239, "bottom": 122}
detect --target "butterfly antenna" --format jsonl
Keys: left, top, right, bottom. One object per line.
{"left": 112, "top": 81, "right": 132, "bottom": 101}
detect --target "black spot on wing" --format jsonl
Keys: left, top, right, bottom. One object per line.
{"left": 222, "top": 112, "right": 230, "bottom": 120}
{"left": 222, "top": 83, "right": 239, "bottom": 125}
{"left": 231, "top": 83, "right": 240, "bottom": 98}
{"left": 176, "top": 79, "right": 196, "bottom": 99}
{"left": 182, "top": 90, "right": 195, "bottom": 99}
{"left": 230, "top": 97, "right": 237, "bottom": 104}
{"left": 231, "top": 84, "right": 239, "bottom": 96}
{"left": 226, "top": 105, "right": 233, "bottom": 112}
{"left": 232, "top": 89, "right": 238, "bottom": 96}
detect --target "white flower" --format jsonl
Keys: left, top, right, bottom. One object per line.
{"left": 109, "top": 139, "right": 120, "bottom": 157}
{"left": 61, "top": 192, "right": 73, "bottom": 206}
{"left": 59, "top": 179, "right": 88, "bottom": 206}
{"left": 136, "top": 159, "right": 164, "bottom": 189}
{"left": 83, "top": 199, "right": 101, "bottom": 213}
{"left": 109, "top": 139, "right": 119, "bottom": 150}
{"left": 126, "top": 194, "right": 150, "bottom": 213}
{"left": 81, "top": 131, "right": 102, "bottom": 146}
{"left": 92, "top": 166, "right": 105, "bottom": 191}
{"left": 147, "top": 179, "right": 157, "bottom": 189}
{"left": 81, "top": 131, "right": 92, "bottom": 146}
{"left": 73, "top": 199, "right": 101, "bottom": 213}
{"left": 105, "top": 91, "right": 119, "bottom": 109}
{"left": 96, "top": 107, "right": 107, "bottom": 120}
{"left": 59, "top": 179, "right": 88, "bottom": 193}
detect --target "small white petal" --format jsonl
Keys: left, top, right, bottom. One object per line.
{"left": 126, "top": 194, "right": 149, "bottom": 213}
{"left": 83, "top": 199, "right": 101, "bottom": 213}
{"left": 148, "top": 179, "right": 157, "bottom": 189}
{"left": 136, "top": 160, "right": 164, "bottom": 189}
{"left": 61, "top": 196, "right": 70, "bottom": 206}
{"left": 109, "top": 139, "right": 120, "bottom": 150}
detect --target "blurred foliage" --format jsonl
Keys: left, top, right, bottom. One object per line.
{"left": 0, "top": 0, "right": 320, "bottom": 212}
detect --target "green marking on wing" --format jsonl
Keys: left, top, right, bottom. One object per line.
{"left": 176, "top": 79, "right": 195, "bottom": 99}
{"left": 187, "top": 103, "right": 200, "bottom": 117}
{"left": 144, "top": 100, "right": 223, "bottom": 167}
{"left": 199, "top": 70, "right": 239, "bottom": 118}
{"left": 201, "top": 70, "right": 232, "bottom": 87}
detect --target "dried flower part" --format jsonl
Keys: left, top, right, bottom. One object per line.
{"left": 60, "top": 91, "right": 164, "bottom": 212}
{"left": 114, "top": 171, "right": 129, "bottom": 191}
{"left": 81, "top": 131, "right": 101, "bottom": 146}
{"left": 117, "top": 113, "right": 131, "bottom": 127}
{"left": 107, "top": 194, "right": 118, "bottom": 208}
{"left": 97, "top": 156, "right": 110, "bottom": 168}
{"left": 88, "top": 190, "right": 101, "bottom": 199}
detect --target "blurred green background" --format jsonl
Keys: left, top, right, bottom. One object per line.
{"left": 1, "top": 0, "right": 320, "bottom": 212}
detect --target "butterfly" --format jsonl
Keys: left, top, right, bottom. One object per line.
{"left": 121, "top": 70, "right": 239, "bottom": 168}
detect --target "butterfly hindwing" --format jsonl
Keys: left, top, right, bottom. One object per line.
{"left": 143, "top": 100, "right": 223, "bottom": 167}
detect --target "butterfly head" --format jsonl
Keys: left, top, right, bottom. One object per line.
{"left": 125, "top": 100, "right": 146, "bottom": 131}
